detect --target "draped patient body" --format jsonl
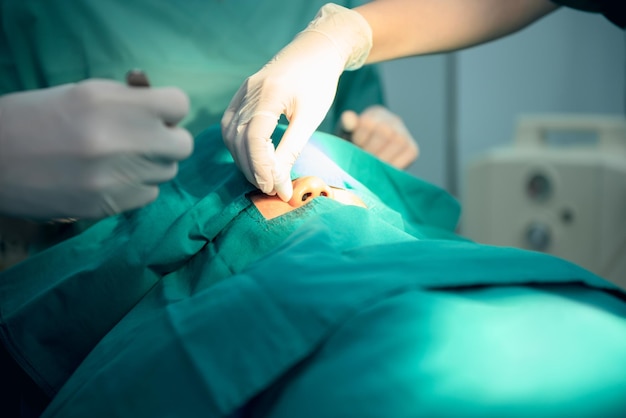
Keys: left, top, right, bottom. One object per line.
{"left": 2, "top": 125, "right": 626, "bottom": 418}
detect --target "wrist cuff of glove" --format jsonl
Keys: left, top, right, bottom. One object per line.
{"left": 302, "top": 3, "right": 373, "bottom": 71}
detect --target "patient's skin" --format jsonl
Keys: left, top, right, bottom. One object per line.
{"left": 250, "top": 176, "right": 367, "bottom": 220}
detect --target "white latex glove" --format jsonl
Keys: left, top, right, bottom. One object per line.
{"left": 339, "top": 106, "right": 419, "bottom": 169}
{"left": 0, "top": 79, "right": 192, "bottom": 219}
{"left": 221, "top": 3, "right": 372, "bottom": 201}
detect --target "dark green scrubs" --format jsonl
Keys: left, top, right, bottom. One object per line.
{"left": 0, "top": 0, "right": 383, "bottom": 136}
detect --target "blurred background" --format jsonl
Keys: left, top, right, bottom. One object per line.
{"left": 379, "top": 7, "right": 625, "bottom": 284}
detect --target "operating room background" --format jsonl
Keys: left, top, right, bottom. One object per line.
{"left": 379, "top": 6, "right": 625, "bottom": 232}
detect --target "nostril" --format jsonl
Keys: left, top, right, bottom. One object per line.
{"left": 289, "top": 176, "right": 335, "bottom": 207}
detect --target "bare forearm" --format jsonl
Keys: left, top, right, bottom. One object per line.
{"left": 355, "top": 0, "right": 560, "bottom": 63}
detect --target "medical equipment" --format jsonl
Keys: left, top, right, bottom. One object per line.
{"left": 126, "top": 69, "right": 151, "bottom": 87}
{"left": 463, "top": 114, "right": 626, "bottom": 288}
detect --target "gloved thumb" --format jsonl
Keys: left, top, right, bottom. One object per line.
{"left": 336, "top": 110, "right": 359, "bottom": 140}
{"left": 340, "top": 110, "right": 359, "bottom": 133}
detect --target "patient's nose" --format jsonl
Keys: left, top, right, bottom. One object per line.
{"left": 289, "top": 176, "right": 335, "bottom": 208}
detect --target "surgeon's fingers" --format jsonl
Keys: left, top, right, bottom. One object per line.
{"left": 221, "top": 84, "right": 246, "bottom": 156}
{"left": 392, "top": 149, "right": 419, "bottom": 169}
{"left": 221, "top": 83, "right": 284, "bottom": 194}
{"left": 373, "top": 124, "right": 409, "bottom": 159}
{"left": 225, "top": 111, "right": 280, "bottom": 194}
{"left": 351, "top": 106, "right": 419, "bottom": 169}
{"left": 224, "top": 120, "right": 260, "bottom": 191}
{"left": 365, "top": 128, "right": 418, "bottom": 169}
{"left": 136, "top": 86, "right": 191, "bottom": 126}
{"left": 350, "top": 115, "right": 388, "bottom": 159}
{"left": 380, "top": 136, "right": 420, "bottom": 169}
{"left": 78, "top": 79, "right": 190, "bottom": 126}
{"left": 137, "top": 125, "right": 194, "bottom": 161}
{"left": 108, "top": 154, "right": 181, "bottom": 185}
{"left": 374, "top": 118, "right": 419, "bottom": 168}
{"left": 96, "top": 184, "right": 161, "bottom": 218}
{"left": 353, "top": 128, "right": 380, "bottom": 153}
{"left": 274, "top": 118, "right": 321, "bottom": 201}
{"left": 389, "top": 134, "right": 420, "bottom": 169}
{"left": 244, "top": 112, "right": 281, "bottom": 194}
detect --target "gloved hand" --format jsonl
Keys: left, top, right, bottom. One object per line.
{"left": 0, "top": 79, "right": 193, "bottom": 219}
{"left": 221, "top": 3, "right": 373, "bottom": 201}
{"left": 338, "top": 106, "right": 419, "bottom": 169}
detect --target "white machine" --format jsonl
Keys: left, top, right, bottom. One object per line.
{"left": 463, "top": 114, "right": 626, "bottom": 288}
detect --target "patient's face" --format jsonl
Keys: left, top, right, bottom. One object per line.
{"left": 250, "top": 176, "right": 367, "bottom": 220}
